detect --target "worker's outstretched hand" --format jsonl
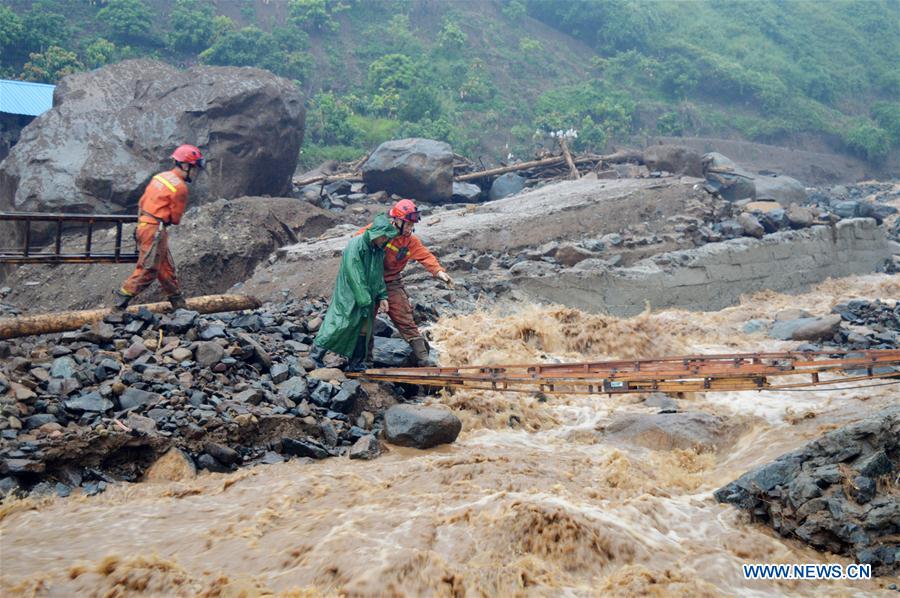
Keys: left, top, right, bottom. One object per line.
{"left": 436, "top": 271, "right": 454, "bottom": 288}
{"left": 378, "top": 299, "right": 389, "bottom": 314}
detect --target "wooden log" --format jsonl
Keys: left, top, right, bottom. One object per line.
{"left": 292, "top": 172, "right": 363, "bottom": 188}
{"left": 455, "top": 156, "right": 566, "bottom": 181}
{"left": 558, "top": 137, "right": 579, "bottom": 179}
{"left": 0, "top": 294, "right": 261, "bottom": 340}
{"left": 455, "top": 154, "right": 603, "bottom": 182}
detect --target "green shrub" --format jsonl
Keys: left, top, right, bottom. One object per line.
{"left": 872, "top": 102, "right": 900, "bottom": 145}
{"left": 306, "top": 92, "right": 362, "bottom": 146}
{"left": 0, "top": 6, "right": 23, "bottom": 51}
{"left": 21, "top": 45, "right": 84, "bottom": 83}
{"left": 438, "top": 19, "right": 467, "bottom": 53}
{"left": 287, "top": 0, "right": 346, "bottom": 33}
{"left": 167, "top": 0, "right": 215, "bottom": 52}
{"left": 83, "top": 38, "right": 117, "bottom": 69}
{"left": 842, "top": 119, "right": 890, "bottom": 162}
{"left": 98, "top": 0, "right": 153, "bottom": 44}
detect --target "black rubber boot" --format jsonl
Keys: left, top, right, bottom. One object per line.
{"left": 168, "top": 293, "right": 188, "bottom": 310}
{"left": 344, "top": 336, "right": 369, "bottom": 373}
{"left": 310, "top": 345, "right": 327, "bottom": 369}
{"left": 111, "top": 289, "right": 132, "bottom": 312}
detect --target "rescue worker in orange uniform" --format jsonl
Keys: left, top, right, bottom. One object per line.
{"left": 112, "top": 144, "right": 205, "bottom": 311}
{"left": 355, "top": 199, "right": 454, "bottom": 366}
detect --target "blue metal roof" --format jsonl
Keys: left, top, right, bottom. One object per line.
{"left": 0, "top": 79, "right": 55, "bottom": 117}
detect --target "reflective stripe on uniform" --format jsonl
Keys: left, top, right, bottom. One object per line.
{"left": 386, "top": 243, "right": 400, "bottom": 252}
{"left": 153, "top": 174, "right": 177, "bottom": 193}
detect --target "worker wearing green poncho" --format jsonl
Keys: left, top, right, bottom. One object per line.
{"left": 310, "top": 212, "right": 399, "bottom": 372}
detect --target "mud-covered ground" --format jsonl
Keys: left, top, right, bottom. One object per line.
{"left": 2, "top": 275, "right": 898, "bottom": 596}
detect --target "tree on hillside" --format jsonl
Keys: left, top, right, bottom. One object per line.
{"left": 83, "top": 38, "right": 118, "bottom": 69}
{"left": 288, "top": 0, "right": 347, "bottom": 33}
{"left": 0, "top": 6, "right": 23, "bottom": 52}
{"left": 98, "top": 0, "right": 153, "bottom": 44}
{"left": 167, "top": 0, "right": 215, "bottom": 52}
{"left": 21, "top": 46, "right": 84, "bottom": 83}
{"left": 200, "top": 26, "right": 280, "bottom": 69}
{"left": 368, "top": 53, "right": 418, "bottom": 117}
{"left": 22, "top": 3, "right": 72, "bottom": 53}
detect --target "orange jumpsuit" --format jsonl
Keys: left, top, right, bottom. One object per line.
{"left": 120, "top": 169, "right": 188, "bottom": 298}
{"left": 354, "top": 224, "right": 443, "bottom": 341}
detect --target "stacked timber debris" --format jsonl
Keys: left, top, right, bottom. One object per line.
{"left": 0, "top": 299, "right": 459, "bottom": 500}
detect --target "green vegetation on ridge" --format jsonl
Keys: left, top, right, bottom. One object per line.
{"left": 0, "top": 0, "right": 897, "bottom": 166}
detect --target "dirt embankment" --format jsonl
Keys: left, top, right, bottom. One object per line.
{"left": 652, "top": 136, "right": 896, "bottom": 185}
{"left": 1, "top": 198, "right": 338, "bottom": 313}
{"left": 243, "top": 177, "right": 717, "bottom": 300}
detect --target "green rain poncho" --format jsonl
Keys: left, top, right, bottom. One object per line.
{"left": 313, "top": 213, "right": 399, "bottom": 357}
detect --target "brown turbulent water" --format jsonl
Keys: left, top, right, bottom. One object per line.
{"left": 1, "top": 275, "right": 898, "bottom": 597}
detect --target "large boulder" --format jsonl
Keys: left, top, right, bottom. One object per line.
{"left": 597, "top": 411, "right": 736, "bottom": 452}
{"left": 0, "top": 59, "right": 305, "bottom": 246}
{"left": 384, "top": 404, "right": 462, "bottom": 449}
{"left": 643, "top": 144, "right": 704, "bottom": 177}
{"left": 361, "top": 138, "right": 453, "bottom": 203}
{"left": 769, "top": 315, "right": 842, "bottom": 342}
{"left": 489, "top": 172, "right": 526, "bottom": 200}
{"left": 753, "top": 175, "right": 808, "bottom": 206}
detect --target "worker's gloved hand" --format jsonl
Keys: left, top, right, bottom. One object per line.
{"left": 378, "top": 299, "right": 389, "bottom": 314}
{"left": 436, "top": 271, "right": 454, "bottom": 287}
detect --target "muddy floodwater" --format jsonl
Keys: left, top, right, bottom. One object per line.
{"left": 2, "top": 275, "right": 899, "bottom": 596}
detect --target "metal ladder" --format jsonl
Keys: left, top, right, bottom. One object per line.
{"left": 0, "top": 212, "right": 139, "bottom": 264}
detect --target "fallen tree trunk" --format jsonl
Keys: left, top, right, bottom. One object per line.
{"left": 292, "top": 172, "right": 363, "bottom": 187}
{"left": 456, "top": 154, "right": 602, "bottom": 182}
{"left": 0, "top": 294, "right": 261, "bottom": 340}
{"left": 559, "top": 138, "right": 579, "bottom": 179}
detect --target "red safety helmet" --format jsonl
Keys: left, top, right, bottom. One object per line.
{"left": 171, "top": 144, "right": 205, "bottom": 168}
{"left": 389, "top": 199, "right": 420, "bottom": 223}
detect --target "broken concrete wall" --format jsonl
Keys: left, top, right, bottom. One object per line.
{"left": 518, "top": 218, "right": 895, "bottom": 316}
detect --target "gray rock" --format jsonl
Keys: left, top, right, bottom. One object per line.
{"left": 195, "top": 341, "right": 225, "bottom": 368}
{"left": 349, "top": 434, "right": 382, "bottom": 460}
{"left": 94, "top": 358, "right": 122, "bottom": 380}
{"left": 281, "top": 437, "right": 329, "bottom": 459}
{"left": 0, "top": 59, "right": 304, "bottom": 251}
{"left": 64, "top": 392, "right": 113, "bottom": 413}
{"left": 832, "top": 200, "right": 860, "bottom": 219}
{"left": 161, "top": 309, "right": 199, "bottom": 333}
{"left": 553, "top": 243, "right": 597, "bottom": 267}
{"left": 270, "top": 363, "right": 290, "bottom": 384}
{"left": 737, "top": 212, "right": 765, "bottom": 238}
{"left": 855, "top": 450, "right": 893, "bottom": 478}
{"left": 644, "top": 144, "right": 703, "bottom": 177}
{"left": 753, "top": 175, "right": 808, "bottom": 206}
{"left": 362, "top": 138, "right": 454, "bottom": 203}
{"left": 598, "top": 411, "right": 734, "bottom": 452}
{"left": 24, "top": 414, "right": 58, "bottom": 430}
{"left": 330, "top": 380, "right": 363, "bottom": 414}
{"left": 452, "top": 181, "right": 482, "bottom": 203}
{"left": 199, "top": 326, "right": 226, "bottom": 340}
{"left": 319, "top": 419, "right": 338, "bottom": 447}
{"left": 384, "top": 404, "right": 462, "bottom": 449}
{"left": 50, "top": 356, "right": 78, "bottom": 379}
{"left": 489, "top": 172, "right": 526, "bottom": 200}
{"left": 123, "top": 413, "right": 157, "bottom": 435}
{"left": 278, "top": 376, "right": 309, "bottom": 401}
{"left": 118, "top": 387, "right": 162, "bottom": 411}
{"left": 372, "top": 337, "right": 415, "bottom": 367}
{"left": 716, "top": 405, "right": 900, "bottom": 576}
{"left": 197, "top": 454, "right": 231, "bottom": 473}
{"left": 769, "top": 316, "right": 842, "bottom": 341}
{"left": 786, "top": 204, "right": 815, "bottom": 228}
{"left": 309, "top": 382, "right": 335, "bottom": 408}
{"left": 234, "top": 388, "right": 265, "bottom": 405}
{"left": 123, "top": 342, "right": 149, "bottom": 361}
{"left": 203, "top": 442, "right": 239, "bottom": 465}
